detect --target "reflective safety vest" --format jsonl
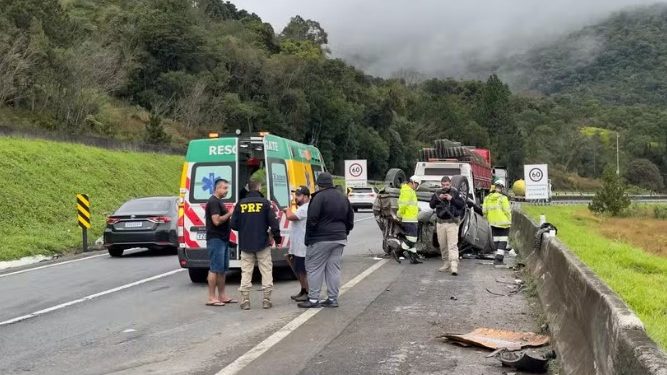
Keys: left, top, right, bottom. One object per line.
{"left": 483, "top": 192, "right": 511, "bottom": 228}
{"left": 397, "top": 184, "right": 419, "bottom": 222}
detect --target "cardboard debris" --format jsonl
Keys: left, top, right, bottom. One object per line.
{"left": 439, "top": 327, "right": 550, "bottom": 351}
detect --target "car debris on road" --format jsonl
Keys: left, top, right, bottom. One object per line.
{"left": 438, "top": 327, "right": 550, "bottom": 351}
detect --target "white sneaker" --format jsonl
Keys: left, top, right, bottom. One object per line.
{"left": 439, "top": 264, "right": 450, "bottom": 272}
{"left": 508, "top": 249, "right": 517, "bottom": 257}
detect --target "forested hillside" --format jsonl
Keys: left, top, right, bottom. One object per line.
{"left": 496, "top": 4, "right": 667, "bottom": 106}
{"left": 0, "top": 0, "right": 665, "bottom": 190}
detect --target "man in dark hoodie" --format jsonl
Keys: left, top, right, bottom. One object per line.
{"left": 231, "top": 180, "right": 282, "bottom": 310}
{"left": 298, "top": 172, "right": 355, "bottom": 308}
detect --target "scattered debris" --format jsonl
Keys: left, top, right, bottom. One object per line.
{"left": 512, "top": 262, "right": 526, "bottom": 270}
{"left": 495, "top": 277, "right": 524, "bottom": 285}
{"left": 450, "top": 296, "right": 458, "bottom": 301}
{"left": 477, "top": 261, "right": 494, "bottom": 265}
{"left": 438, "top": 327, "right": 549, "bottom": 351}
{"left": 485, "top": 283, "right": 524, "bottom": 296}
{"left": 486, "top": 288, "right": 510, "bottom": 297}
{"left": 499, "top": 349, "right": 556, "bottom": 373}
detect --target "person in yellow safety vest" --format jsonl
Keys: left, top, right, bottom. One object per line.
{"left": 483, "top": 178, "right": 512, "bottom": 265}
{"left": 396, "top": 176, "right": 422, "bottom": 264}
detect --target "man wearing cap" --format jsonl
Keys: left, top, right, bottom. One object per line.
{"left": 483, "top": 178, "right": 512, "bottom": 265}
{"left": 298, "top": 173, "right": 355, "bottom": 308}
{"left": 284, "top": 186, "right": 311, "bottom": 302}
{"left": 396, "top": 176, "right": 422, "bottom": 264}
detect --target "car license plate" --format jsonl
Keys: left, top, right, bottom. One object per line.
{"left": 196, "top": 232, "right": 206, "bottom": 241}
{"left": 124, "top": 221, "right": 142, "bottom": 228}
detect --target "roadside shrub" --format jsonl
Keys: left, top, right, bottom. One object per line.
{"left": 589, "top": 170, "right": 630, "bottom": 216}
{"left": 654, "top": 205, "right": 667, "bottom": 220}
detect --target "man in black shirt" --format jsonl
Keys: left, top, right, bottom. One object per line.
{"left": 231, "top": 180, "right": 282, "bottom": 310}
{"left": 205, "top": 178, "right": 234, "bottom": 306}
{"left": 298, "top": 172, "right": 354, "bottom": 309}
{"left": 429, "top": 176, "right": 465, "bottom": 275}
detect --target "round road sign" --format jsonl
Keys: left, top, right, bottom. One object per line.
{"left": 529, "top": 168, "right": 544, "bottom": 182}
{"left": 349, "top": 163, "right": 363, "bottom": 178}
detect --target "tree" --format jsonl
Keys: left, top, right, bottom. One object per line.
{"left": 144, "top": 114, "right": 171, "bottom": 145}
{"left": 280, "top": 16, "right": 328, "bottom": 46}
{"left": 588, "top": 170, "right": 631, "bottom": 216}
{"left": 625, "top": 158, "right": 664, "bottom": 192}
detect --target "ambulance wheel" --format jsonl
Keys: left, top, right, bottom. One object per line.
{"left": 188, "top": 268, "right": 209, "bottom": 283}
{"left": 108, "top": 247, "right": 124, "bottom": 257}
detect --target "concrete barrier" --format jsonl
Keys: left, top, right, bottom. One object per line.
{"left": 512, "top": 210, "right": 667, "bottom": 375}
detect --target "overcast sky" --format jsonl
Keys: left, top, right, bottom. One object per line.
{"left": 232, "top": 0, "right": 663, "bottom": 77}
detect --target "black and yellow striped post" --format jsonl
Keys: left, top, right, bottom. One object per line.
{"left": 76, "top": 194, "right": 91, "bottom": 252}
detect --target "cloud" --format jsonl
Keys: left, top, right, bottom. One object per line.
{"left": 232, "top": 0, "right": 664, "bottom": 77}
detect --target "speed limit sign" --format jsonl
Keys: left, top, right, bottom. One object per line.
{"left": 345, "top": 160, "right": 367, "bottom": 187}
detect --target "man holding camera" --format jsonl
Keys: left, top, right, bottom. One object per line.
{"left": 429, "top": 176, "right": 465, "bottom": 275}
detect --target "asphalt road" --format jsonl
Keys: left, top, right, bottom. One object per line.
{"left": 0, "top": 211, "right": 546, "bottom": 375}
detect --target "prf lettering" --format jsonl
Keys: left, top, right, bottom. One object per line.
{"left": 240, "top": 203, "right": 263, "bottom": 213}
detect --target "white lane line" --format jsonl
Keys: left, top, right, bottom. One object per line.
{"left": 354, "top": 215, "right": 375, "bottom": 223}
{"left": 0, "top": 254, "right": 108, "bottom": 279}
{"left": 216, "top": 258, "right": 389, "bottom": 375}
{"left": 0, "top": 269, "right": 184, "bottom": 327}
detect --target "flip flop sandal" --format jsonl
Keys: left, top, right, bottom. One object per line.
{"left": 221, "top": 299, "right": 238, "bottom": 304}
{"left": 205, "top": 301, "right": 226, "bottom": 306}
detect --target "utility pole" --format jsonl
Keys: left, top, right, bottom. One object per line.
{"left": 616, "top": 131, "right": 620, "bottom": 175}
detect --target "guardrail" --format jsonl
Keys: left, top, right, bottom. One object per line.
{"left": 512, "top": 211, "right": 667, "bottom": 374}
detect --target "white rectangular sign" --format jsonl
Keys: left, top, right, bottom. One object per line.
{"left": 345, "top": 160, "right": 367, "bottom": 187}
{"left": 524, "top": 164, "right": 550, "bottom": 200}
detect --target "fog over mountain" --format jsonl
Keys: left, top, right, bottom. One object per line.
{"left": 233, "top": 0, "right": 665, "bottom": 78}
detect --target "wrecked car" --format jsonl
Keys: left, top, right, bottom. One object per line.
{"left": 373, "top": 168, "right": 495, "bottom": 258}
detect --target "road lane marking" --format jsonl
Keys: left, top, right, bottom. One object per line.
{"left": 0, "top": 254, "right": 108, "bottom": 278}
{"left": 0, "top": 248, "right": 156, "bottom": 278}
{"left": 0, "top": 269, "right": 184, "bottom": 327}
{"left": 354, "top": 215, "right": 374, "bottom": 223}
{"left": 216, "top": 258, "right": 389, "bottom": 375}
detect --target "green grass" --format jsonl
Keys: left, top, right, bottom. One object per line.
{"left": 522, "top": 205, "right": 667, "bottom": 350}
{"left": 0, "top": 136, "right": 183, "bottom": 261}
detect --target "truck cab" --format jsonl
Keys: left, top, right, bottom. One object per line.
{"left": 413, "top": 161, "right": 477, "bottom": 203}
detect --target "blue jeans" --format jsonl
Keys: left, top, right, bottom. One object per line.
{"left": 207, "top": 238, "right": 229, "bottom": 273}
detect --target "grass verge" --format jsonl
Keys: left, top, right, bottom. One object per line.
{"left": 522, "top": 205, "right": 667, "bottom": 350}
{"left": 0, "top": 136, "right": 183, "bottom": 261}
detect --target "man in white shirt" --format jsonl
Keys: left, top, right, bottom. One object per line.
{"left": 284, "top": 186, "right": 311, "bottom": 302}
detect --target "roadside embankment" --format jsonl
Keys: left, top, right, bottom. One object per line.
{"left": 512, "top": 210, "right": 667, "bottom": 375}
{"left": 0, "top": 136, "right": 183, "bottom": 261}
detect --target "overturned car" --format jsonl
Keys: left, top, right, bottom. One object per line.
{"left": 373, "top": 168, "right": 495, "bottom": 258}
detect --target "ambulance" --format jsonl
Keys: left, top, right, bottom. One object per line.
{"left": 177, "top": 132, "right": 326, "bottom": 283}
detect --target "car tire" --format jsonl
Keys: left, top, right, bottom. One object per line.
{"left": 450, "top": 175, "right": 470, "bottom": 203}
{"left": 384, "top": 168, "right": 407, "bottom": 189}
{"left": 108, "top": 247, "right": 124, "bottom": 257}
{"left": 188, "top": 268, "right": 209, "bottom": 283}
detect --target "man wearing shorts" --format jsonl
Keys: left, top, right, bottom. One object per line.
{"left": 284, "top": 186, "right": 311, "bottom": 302}
{"left": 205, "top": 178, "right": 234, "bottom": 306}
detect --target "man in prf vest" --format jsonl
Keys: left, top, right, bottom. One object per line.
{"left": 231, "top": 180, "right": 282, "bottom": 310}
{"left": 483, "top": 178, "right": 512, "bottom": 265}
